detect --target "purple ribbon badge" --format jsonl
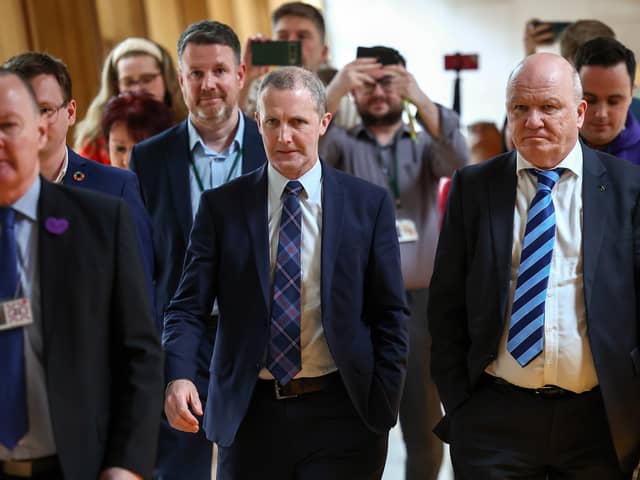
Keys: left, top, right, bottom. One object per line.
{"left": 44, "top": 217, "right": 69, "bottom": 235}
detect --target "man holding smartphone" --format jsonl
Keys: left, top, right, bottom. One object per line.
{"left": 319, "top": 46, "right": 469, "bottom": 480}
{"left": 239, "top": 1, "right": 360, "bottom": 130}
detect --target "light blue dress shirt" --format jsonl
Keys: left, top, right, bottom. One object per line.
{"left": 187, "top": 112, "right": 245, "bottom": 217}
{"left": 0, "top": 177, "right": 57, "bottom": 460}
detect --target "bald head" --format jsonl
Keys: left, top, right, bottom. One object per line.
{"left": 507, "top": 53, "right": 583, "bottom": 104}
{"left": 505, "top": 53, "right": 587, "bottom": 169}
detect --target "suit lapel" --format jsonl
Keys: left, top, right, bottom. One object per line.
{"left": 244, "top": 165, "right": 271, "bottom": 308}
{"left": 581, "top": 146, "right": 608, "bottom": 312}
{"left": 166, "top": 121, "right": 193, "bottom": 240}
{"left": 319, "top": 163, "right": 344, "bottom": 320}
{"left": 37, "top": 181, "right": 66, "bottom": 362}
{"left": 241, "top": 115, "right": 267, "bottom": 173}
{"left": 489, "top": 153, "right": 517, "bottom": 320}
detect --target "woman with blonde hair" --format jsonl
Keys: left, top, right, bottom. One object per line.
{"left": 74, "top": 37, "right": 187, "bottom": 164}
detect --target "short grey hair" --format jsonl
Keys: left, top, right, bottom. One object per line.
{"left": 257, "top": 66, "right": 327, "bottom": 117}
{"left": 506, "top": 59, "right": 583, "bottom": 104}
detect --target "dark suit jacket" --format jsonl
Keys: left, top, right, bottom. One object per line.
{"left": 129, "top": 116, "right": 267, "bottom": 328}
{"left": 63, "top": 148, "right": 155, "bottom": 326}
{"left": 38, "top": 180, "right": 163, "bottom": 479}
{"left": 428, "top": 145, "right": 640, "bottom": 472}
{"left": 163, "top": 162, "right": 410, "bottom": 447}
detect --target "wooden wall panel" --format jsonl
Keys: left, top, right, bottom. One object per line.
{"left": 0, "top": 0, "right": 31, "bottom": 62}
{"left": 0, "top": 0, "right": 324, "bottom": 137}
{"left": 23, "top": 0, "right": 103, "bottom": 131}
{"left": 206, "top": 0, "right": 234, "bottom": 27}
{"left": 143, "top": 0, "right": 185, "bottom": 64}
{"left": 96, "top": 0, "right": 147, "bottom": 52}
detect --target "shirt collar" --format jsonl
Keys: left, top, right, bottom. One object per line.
{"left": 267, "top": 158, "right": 322, "bottom": 204}
{"left": 53, "top": 148, "right": 69, "bottom": 184}
{"left": 187, "top": 111, "right": 245, "bottom": 156}
{"left": 12, "top": 176, "right": 41, "bottom": 222}
{"left": 516, "top": 139, "right": 583, "bottom": 179}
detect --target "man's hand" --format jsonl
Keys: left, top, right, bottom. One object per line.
{"left": 99, "top": 467, "right": 142, "bottom": 480}
{"left": 524, "top": 19, "right": 556, "bottom": 56}
{"left": 164, "top": 379, "right": 203, "bottom": 433}
{"left": 384, "top": 64, "right": 440, "bottom": 138}
{"left": 242, "top": 35, "right": 270, "bottom": 84}
{"left": 325, "top": 57, "right": 380, "bottom": 114}
{"left": 239, "top": 35, "right": 270, "bottom": 112}
{"left": 384, "top": 64, "right": 429, "bottom": 107}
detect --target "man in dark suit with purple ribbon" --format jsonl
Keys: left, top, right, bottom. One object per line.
{"left": 0, "top": 69, "right": 162, "bottom": 480}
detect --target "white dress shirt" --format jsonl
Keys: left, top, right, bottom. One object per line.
{"left": 486, "top": 140, "right": 599, "bottom": 393}
{"left": 258, "top": 159, "right": 337, "bottom": 380}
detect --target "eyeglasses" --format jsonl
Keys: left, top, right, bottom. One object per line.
{"left": 361, "top": 76, "right": 395, "bottom": 94}
{"left": 39, "top": 101, "right": 68, "bottom": 123}
{"left": 118, "top": 72, "right": 161, "bottom": 90}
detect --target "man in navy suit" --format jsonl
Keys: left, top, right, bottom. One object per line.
{"left": 429, "top": 53, "right": 640, "bottom": 477}
{"left": 129, "top": 21, "right": 268, "bottom": 479}
{"left": 163, "top": 66, "right": 409, "bottom": 479}
{"left": 0, "top": 69, "right": 162, "bottom": 480}
{"left": 3, "top": 53, "right": 155, "bottom": 322}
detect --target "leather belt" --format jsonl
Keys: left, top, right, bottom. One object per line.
{"left": 260, "top": 372, "right": 340, "bottom": 400}
{"left": 483, "top": 373, "right": 590, "bottom": 399}
{"left": 1, "top": 455, "right": 60, "bottom": 478}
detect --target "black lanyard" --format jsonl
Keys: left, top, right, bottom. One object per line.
{"left": 377, "top": 145, "right": 401, "bottom": 207}
{"left": 190, "top": 147, "right": 243, "bottom": 193}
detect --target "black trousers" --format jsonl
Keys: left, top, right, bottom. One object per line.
{"left": 449, "top": 376, "right": 631, "bottom": 479}
{"left": 216, "top": 375, "right": 388, "bottom": 480}
{"left": 400, "top": 288, "right": 443, "bottom": 480}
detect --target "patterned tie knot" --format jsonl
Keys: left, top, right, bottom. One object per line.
{"left": 532, "top": 168, "right": 565, "bottom": 193}
{"left": 0, "top": 207, "right": 15, "bottom": 230}
{"left": 284, "top": 180, "right": 303, "bottom": 198}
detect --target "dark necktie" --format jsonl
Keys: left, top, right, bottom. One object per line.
{"left": 267, "top": 181, "right": 303, "bottom": 385}
{"left": 508, "top": 168, "right": 565, "bottom": 367}
{"left": 0, "top": 207, "right": 28, "bottom": 448}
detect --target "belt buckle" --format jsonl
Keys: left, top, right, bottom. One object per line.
{"left": 274, "top": 381, "right": 298, "bottom": 400}
{"left": 535, "top": 385, "right": 563, "bottom": 399}
{"left": 2, "top": 460, "right": 33, "bottom": 478}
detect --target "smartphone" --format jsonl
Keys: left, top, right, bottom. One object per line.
{"left": 356, "top": 46, "right": 403, "bottom": 66}
{"left": 532, "top": 21, "right": 571, "bottom": 43}
{"left": 444, "top": 54, "right": 479, "bottom": 71}
{"left": 251, "top": 41, "right": 302, "bottom": 66}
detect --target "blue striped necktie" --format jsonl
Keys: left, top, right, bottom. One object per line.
{"left": 0, "top": 207, "right": 28, "bottom": 448}
{"left": 508, "top": 168, "right": 565, "bottom": 367}
{"left": 267, "top": 180, "right": 303, "bottom": 385}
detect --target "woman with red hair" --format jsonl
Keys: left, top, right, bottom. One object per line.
{"left": 102, "top": 91, "right": 173, "bottom": 169}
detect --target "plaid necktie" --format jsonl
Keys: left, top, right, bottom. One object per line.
{"left": 267, "top": 181, "right": 303, "bottom": 385}
{"left": 0, "top": 207, "right": 28, "bottom": 448}
{"left": 508, "top": 168, "right": 565, "bottom": 367}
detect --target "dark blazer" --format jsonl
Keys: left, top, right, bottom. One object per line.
{"left": 129, "top": 116, "right": 267, "bottom": 326}
{"left": 428, "top": 145, "right": 640, "bottom": 472}
{"left": 63, "top": 148, "right": 155, "bottom": 326}
{"left": 38, "top": 180, "right": 163, "bottom": 479}
{"left": 163, "top": 162, "right": 410, "bottom": 447}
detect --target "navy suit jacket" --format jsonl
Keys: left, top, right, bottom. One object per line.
{"left": 38, "top": 180, "right": 163, "bottom": 479}
{"left": 129, "top": 116, "right": 267, "bottom": 327}
{"left": 63, "top": 148, "right": 155, "bottom": 326}
{"left": 428, "top": 144, "right": 640, "bottom": 472}
{"left": 163, "top": 162, "right": 410, "bottom": 447}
